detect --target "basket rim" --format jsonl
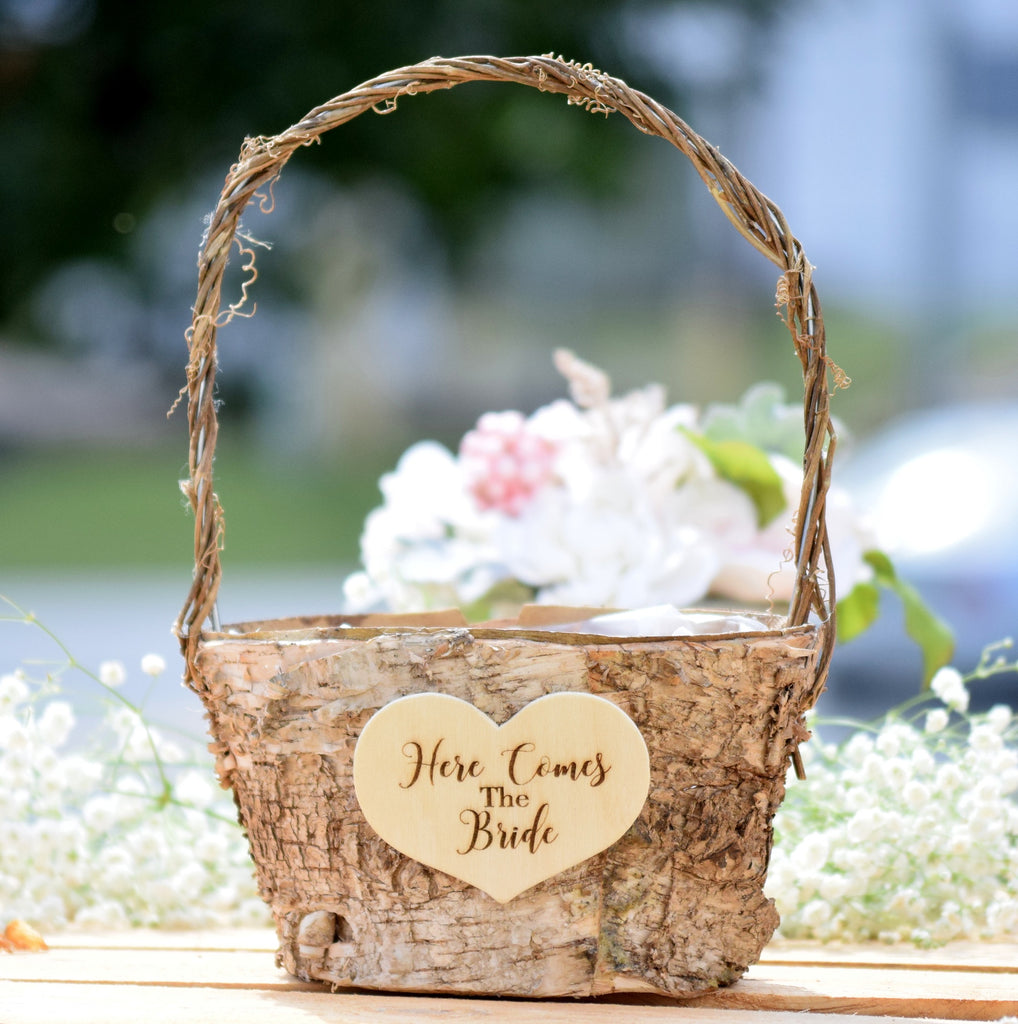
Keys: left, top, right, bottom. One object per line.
{"left": 198, "top": 609, "right": 820, "bottom": 648}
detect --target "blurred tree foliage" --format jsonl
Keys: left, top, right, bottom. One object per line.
{"left": 0, "top": 0, "right": 787, "bottom": 341}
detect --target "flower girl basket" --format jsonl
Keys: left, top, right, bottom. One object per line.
{"left": 176, "top": 55, "right": 837, "bottom": 999}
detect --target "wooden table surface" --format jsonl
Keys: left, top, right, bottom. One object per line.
{"left": 2, "top": 928, "right": 1016, "bottom": 1023}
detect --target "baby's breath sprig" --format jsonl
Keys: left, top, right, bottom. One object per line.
{"left": 1, "top": 596, "right": 267, "bottom": 930}
{"left": 2, "top": 596, "right": 175, "bottom": 805}
{"left": 769, "top": 642, "right": 1018, "bottom": 945}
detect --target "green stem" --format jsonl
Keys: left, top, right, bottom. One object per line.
{"left": 2, "top": 595, "right": 174, "bottom": 802}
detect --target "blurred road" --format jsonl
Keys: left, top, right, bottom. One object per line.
{"left": 3, "top": 569, "right": 348, "bottom": 742}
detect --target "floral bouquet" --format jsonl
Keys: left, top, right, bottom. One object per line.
{"left": 344, "top": 350, "right": 950, "bottom": 676}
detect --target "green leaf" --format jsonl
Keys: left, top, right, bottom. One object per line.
{"left": 861, "top": 548, "right": 896, "bottom": 581}
{"left": 836, "top": 581, "right": 881, "bottom": 644}
{"left": 862, "top": 549, "right": 955, "bottom": 687}
{"left": 681, "top": 430, "right": 787, "bottom": 527}
{"left": 701, "top": 382, "right": 806, "bottom": 463}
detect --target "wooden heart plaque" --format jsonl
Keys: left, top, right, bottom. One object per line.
{"left": 353, "top": 692, "right": 650, "bottom": 902}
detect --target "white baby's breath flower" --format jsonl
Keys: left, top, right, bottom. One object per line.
{"left": 861, "top": 751, "right": 887, "bottom": 787}
{"left": 931, "top": 666, "right": 970, "bottom": 712}
{"left": 817, "top": 873, "right": 850, "bottom": 901}
{"left": 36, "top": 701, "right": 75, "bottom": 748}
{"left": 881, "top": 758, "right": 912, "bottom": 791}
{"left": 972, "top": 776, "right": 1003, "bottom": 803}
{"left": 194, "top": 830, "right": 230, "bottom": 863}
{"left": 986, "top": 703, "right": 1013, "bottom": 734}
{"left": 931, "top": 666, "right": 964, "bottom": 697}
{"left": 875, "top": 729, "right": 902, "bottom": 758}
{"left": 924, "top": 708, "right": 949, "bottom": 734}
{"left": 2, "top": 719, "right": 31, "bottom": 756}
{"left": 903, "top": 780, "right": 930, "bottom": 810}
{"left": 969, "top": 724, "right": 1004, "bottom": 755}
{"left": 800, "top": 898, "right": 833, "bottom": 929}
{"left": 844, "top": 785, "right": 875, "bottom": 812}
{"left": 847, "top": 807, "right": 885, "bottom": 843}
{"left": 843, "top": 732, "right": 874, "bottom": 765}
{"left": 172, "top": 861, "right": 209, "bottom": 901}
{"left": 76, "top": 900, "right": 129, "bottom": 929}
{"left": 911, "top": 746, "right": 936, "bottom": 776}
{"left": 83, "top": 795, "right": 119, "bottom": 834}
{"left": 175, "top": 769, "right": 214, "bottom": 809}
{"left": 99, "top": 660, "right": 127, "bottom": 688}
{"left": 0, "top": 671, "right": 30, "bottom": 713}
{"left": 791, "top": 833, "right": 830, "bottom": 873}
{"left": 946, "top": 824, "right": 975, "bottom": 856}
{"left": 968, "top": 811, "right": 1005, "bottom": 844}
{"left": 235, "top": 898, "right": 273, "bottom": 927}
{"left": 140, "top": 653, "right": 166, "bottom": 677}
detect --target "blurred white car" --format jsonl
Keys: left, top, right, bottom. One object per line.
{"left": 827, "top": 401, "right": 1018, "bottom": 715}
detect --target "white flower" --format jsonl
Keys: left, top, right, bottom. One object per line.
{"left": 0, "top": 671, "right": 29, "bottom": 713}
{"left": 791, "top": 833, "right": 830, "bottom": 873}
{"left": 924, "top": 708, "right": 949, "bottom": 734}
{"left": 2, "top": 719, "right": 31, "bottom": 756}
{"left": 930, "top": 666, "right": 969, "bottom": 712}
{"left": 946, "top": 825, "right": 975, "bottom": 856}
{"left": 911, "top": 746, "right": 936, "bottom": 776}
{"left": 800, "top": 898, "right": 833, "bottom": 929}
{"left": 497, "top": 467, "right": 725, "bottom": 609}
{"left": 36, "top": 701, "right": 75, "bottom": 748}
{"left": 847, "top": 807, "right": 885, "bottom": 843}
{"left": 343, "top": 357, "right": 880, "bottom": 618}
{"left": 936, "top": 763, "right": 965, "bottom": 792}
{"left": 175, "top": 770, "right": 214, "bottom": 809}
{"left": 817, "top": 873, "right": 850, "bottom": 901}
{"left": 882, "top": 758, "right": 912, "bottom": 790}
{"left": 99, "top": 660, "right": 127, "bottom": 688}
{"left": 969, "top": 724, "right": 1004, "bottom": 755}
{"left": 843, "top": 732, "right": 875, "bottom": 766}
{"left": 342, "top": 569, "right": 382, "bottom": 611}
{"left": 194, "top": 831, "right": 230, "bottom": 863}
{"left": 172, "top": 861, "right": 208, "bottom": 901}
{"left": 968, "top": 811, "right": 1005, "bottom": 844}
{"left": 987, "top": 704, "right": 1013, "bottom": 734}
{"left": 844, "top": 786, "right": 874, "bottom": 812}
{"left": 140, "top": 653, "right": 166, "bottom": 677}
{"left": 903, "top": 780, "right": 930, "bottom": 810}
{"left": 83, "top": 795, "right": 119, "bottom": 834}
{"left": 75, "top": 901, "right": 129, "bottom": 929}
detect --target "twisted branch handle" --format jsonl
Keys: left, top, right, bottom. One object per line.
{"left": 175, "top": 54, "right": 837, "bottom": 687}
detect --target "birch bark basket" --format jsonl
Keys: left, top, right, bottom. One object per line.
{"left": 175, "top": 55, "right": 839, "bottom": 999}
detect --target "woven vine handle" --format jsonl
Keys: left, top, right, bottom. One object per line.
{"left": 175, "top": 54, "right": 837, "bottom": 684}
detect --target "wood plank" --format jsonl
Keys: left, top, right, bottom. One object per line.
{"left": 685, "top": 963, "right": 1018, "bottom": 1021}
{"left": 762, "top": 940, "right": 1018, "bottom": 972}
{"left": 3, "top": 943, "right": 1016, "bottom": 1020}
{"left": 0, "top": 948, "right": 316, "bottom": 990}
{"left": 0, "top": 981, "right": 978, "bottom": 1024}
{"left": 46, "top": 928, "right": 277, "bottom": 951}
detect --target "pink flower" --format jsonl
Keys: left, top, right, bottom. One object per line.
{"left": 459, "top": 411, "right": 559, "bottom": 516}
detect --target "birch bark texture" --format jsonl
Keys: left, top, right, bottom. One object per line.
{"left": 192, "top": 616, "right": 820, "bottom": 997}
